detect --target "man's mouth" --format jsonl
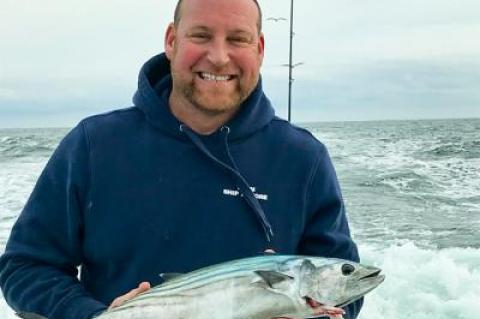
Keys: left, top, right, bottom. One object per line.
{"left": 197, "top": 72, "right": 235, "bottom": 82}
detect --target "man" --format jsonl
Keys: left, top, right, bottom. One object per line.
{"left": 0, "top": 0, "right": 362, "bottom": 318}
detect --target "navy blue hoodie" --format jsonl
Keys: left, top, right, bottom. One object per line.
{"left": 0, "top": 54, "right": 361, "bottom": 319}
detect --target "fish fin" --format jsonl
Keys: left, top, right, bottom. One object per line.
{"left": 254, "top": 270, "right": 294, "bottom": 288}
{"left": 300, "top": 259, "right": 316, "bottom": 275}
{"left": 159, "top": 272, "right": 184, "bottom": 281}
{"left": 16, "top": 312, "right": 47, "bottom": 319}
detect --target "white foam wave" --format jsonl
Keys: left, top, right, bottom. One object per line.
{"left": 358, "top": 242, "right": 480, "bottom": 319}
{"left": 315, "top": 125, "right": 480, "bottom": 205}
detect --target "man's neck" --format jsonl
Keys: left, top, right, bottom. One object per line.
{"left": 169, "top": 96, "right": 239, "bottom": 135}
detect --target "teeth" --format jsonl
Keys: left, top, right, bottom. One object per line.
{"left": 200, "top": 72, "right": 232, "bottom": 81}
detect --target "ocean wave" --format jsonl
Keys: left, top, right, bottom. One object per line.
{"left": 360, "top": 171, "right": 438, "bottom": 194}
{"left": 358, "top": 242, "right": 480, "bottom": 319}
{"left": 353, "top": 154, "right": 479, "bottom": 208}
{"left": 421, "top": 140, "right": 480, "bottom": 159}
{"left": 0, "top": 136, "right": 57, "bottom": 161}
{"left": 0, "top": 129, "right": 66, "bottom": 162}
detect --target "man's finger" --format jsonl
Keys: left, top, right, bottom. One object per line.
{"left": 109, "top": 296, "right": 126, "bottom": 309}
{"left": 108, "top": 282, "right": 151, "bottom": 309}
{"left": 126, "top": 282, "right": 151, "bottom": 299}
{"left": 138, "top": 281, "right": 151, "bottom": 291}
{"left": 128, "top": 281, "right": 151, "bottom": 296}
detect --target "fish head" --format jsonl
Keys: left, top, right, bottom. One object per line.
{"left": 298, "top": 259, "right": 385, "bottom": 308}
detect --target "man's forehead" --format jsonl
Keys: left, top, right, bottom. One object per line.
{"left": 180, "top": 0, "right": 259, "bottom": 13}
{"left": 178, "top": 0, "right": 259, "bottom": 25}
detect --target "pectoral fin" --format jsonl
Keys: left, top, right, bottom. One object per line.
{"left": 254, "top": 270, "right": 294, "bottom": 288}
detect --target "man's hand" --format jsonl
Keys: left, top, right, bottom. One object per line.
{"left": 108, "top": 281, "right": 151, "bottom": 309}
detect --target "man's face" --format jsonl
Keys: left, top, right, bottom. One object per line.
{"left": 165, "top": 0, "right": 264, "bottom": 116}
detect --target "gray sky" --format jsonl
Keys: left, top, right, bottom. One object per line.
{"left": 1, "top": 0, "right": 479, "bottom": 128}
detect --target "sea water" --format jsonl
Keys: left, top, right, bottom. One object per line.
{"left": 1, "top": 119, "right": 479, "bottom": 318}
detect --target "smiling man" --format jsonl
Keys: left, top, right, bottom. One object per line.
{"left": 0, "top": 0, "right": 362, "bottom": 319}
{"left": 166, "top": 0, "right": 265, "bottom": 133}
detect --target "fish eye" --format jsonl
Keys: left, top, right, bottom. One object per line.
{"left": 341, "top": 264, "right": 355, "bottom": 276}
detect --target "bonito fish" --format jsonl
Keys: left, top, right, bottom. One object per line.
{"left": 96, "top": 255, "right": 384, "bottom": 319}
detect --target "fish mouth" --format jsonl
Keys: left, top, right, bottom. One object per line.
{"left": 361, "top": 269, "right": 382, "bottom": 280}
{"left": 334, "top": 269, "right": 385, "bottom": 308}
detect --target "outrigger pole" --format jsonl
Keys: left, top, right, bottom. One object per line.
{"left": 287, "top": 0, "right": 294, "bottom": 122}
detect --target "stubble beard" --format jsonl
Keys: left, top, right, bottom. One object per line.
{"left": 176, "top": 76, "right": 249, "bottom": 116}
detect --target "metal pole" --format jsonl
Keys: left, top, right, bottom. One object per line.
{"left": 288, "top": 0, "right": 294, "bottom": 122}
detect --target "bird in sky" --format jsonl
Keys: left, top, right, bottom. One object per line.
{"left": 267, "top": 17, "right": 287, "bottom": 22}
{"left": 281, "top": 62, "right": 304, "bottom": 68}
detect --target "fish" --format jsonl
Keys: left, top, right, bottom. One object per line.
{"left": 96, "top": 254, "right": 385, "bottom": 319}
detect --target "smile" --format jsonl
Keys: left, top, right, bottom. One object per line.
{"left": 197, "top": 72, "right": 235, "bottom": 81}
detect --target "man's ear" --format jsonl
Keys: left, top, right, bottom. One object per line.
{"left": 258, "top": 32, "right": 265, "bottom": 65}
{"left": 164, "top": 23, "right": 176, "bottom": 60}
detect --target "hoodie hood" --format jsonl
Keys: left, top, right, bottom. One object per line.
{"left": 132, "top": 53, "right": 276, "bottom": 243}
{"left": 133, "top": 53, "right": 275, "bottom": 140}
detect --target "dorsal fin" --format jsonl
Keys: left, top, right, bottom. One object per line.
{"left": 254, "top": 270, "right": 294, "bottom": 288}
{"left": 159, "top": 272, "right": 184, "bottom": 282}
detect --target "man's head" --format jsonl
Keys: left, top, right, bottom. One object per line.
{"left": 165, "top": 0, "right": 265, "bottom": 119}
{"left": 173, "top": 0, "right": 263, "bottom": 34}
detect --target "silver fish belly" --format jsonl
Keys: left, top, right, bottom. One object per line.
{"left": 97, "top": 255, "right": 385, "bottom": 319}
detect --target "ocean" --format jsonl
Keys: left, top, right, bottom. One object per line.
{"left": 0, "top": 118, "right": 479, "bottom": 318}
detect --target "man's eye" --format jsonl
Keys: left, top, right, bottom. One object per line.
{"left": 192, "top": 34, "right": 210, "bottom": 40}
{"left": 230, "top": 37, "right": 250, "bottom": 44}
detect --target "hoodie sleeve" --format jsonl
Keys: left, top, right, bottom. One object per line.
{"left": 0, "top": 122, "right": 107, "bottom": 319}
{"left": 298, "top": 144, "right": 363, "bottom": 319}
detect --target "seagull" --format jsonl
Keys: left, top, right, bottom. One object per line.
{"left": 267, "top": 17, "right": 287, "bottom": 22}
{"left": 281, "top": 62, "right": 304, "bottom": 68}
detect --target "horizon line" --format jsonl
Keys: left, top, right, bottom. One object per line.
{"left": 0, "top": 116, "right": 478, "bottom": 130}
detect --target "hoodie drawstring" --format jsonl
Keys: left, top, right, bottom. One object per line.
{"left": 180, "top": 124, "right": 274, "bottom": 243}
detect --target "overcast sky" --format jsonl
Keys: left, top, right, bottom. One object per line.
{"left": 1, "top": 0, "right": 479, "bottom": 128}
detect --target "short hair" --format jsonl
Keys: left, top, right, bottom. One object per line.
{"left": 173, "top": 0, "right": 263, "bottom": 34}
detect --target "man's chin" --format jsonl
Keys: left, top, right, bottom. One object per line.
{"left": 191, "top": 97, "right": 243, "bottom": 117}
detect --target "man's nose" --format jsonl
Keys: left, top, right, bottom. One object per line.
{"left": 206, "top": 39, "right": 230, "bottom": 67}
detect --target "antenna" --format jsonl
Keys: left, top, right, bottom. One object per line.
{"left": 267, "top": 1, "right": 301, "bottom": 122}
{"left": 287, "top": 0, "right": 294, "bottom": 122}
